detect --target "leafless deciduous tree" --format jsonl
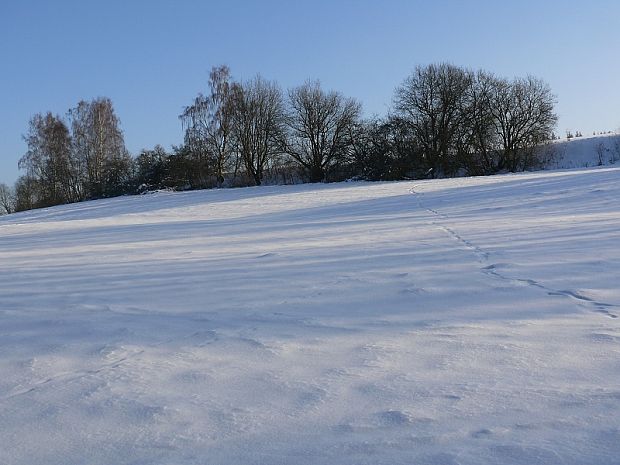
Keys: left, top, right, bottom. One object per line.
{"left": 180, "top": 65, "right": 235, "bottom": 187}
{"left": 595, "top": 142, "right": 607, "bottom": 166}
{"left": 231, "top": 76, "right": 286, "bottom": 186}
{"left": 286, "top": 81, "right": 361, "bottom": 182}
{"left": 13, "top": 176, "right": 36, "bottom": 212}
{"left": 394, "top": 63, "right": 472, "bottom": 177}
{"left": 456, "top": 70, "right": 498, "bottom": 175}
{"left": 489, "top": 76, "right": 558, "bottom": 171}
{"left": 69, "top": 97, "right": 130, "bottom": 198}
{"left": 19, "top": 113, "right": 77, "bottom": 206}
{"left": 0, "top": 183, "right": 14, "bottom": 214}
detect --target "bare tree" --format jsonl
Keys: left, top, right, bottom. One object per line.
{"left": 457, "top": 70, "right": 499, "bottom": 175}
{"left": 231, "top": 76, "right": 286, "bottom": 186}
{"left": 285, "top": 81, "right": 361, "bottom": 182}
{"left": 13, "top": 176, "right": 37, "bottom": 212}
{"left": 394, "top": 63, "right": 472, "bottom": 177}
{"left": 595, "top": 141, "right": 607, "bottom": 166}
{"left": 69, "top": 97, "right": 130, "bottom": 198}
{"left": 19, "top": 112, "right": 77, "bottom": 206}
{"left": 68, "top": 100, "right": 92, "bottom": 200}
{"left": 0, "top": 183, "right": 14, "bottom": 214}
{"left": 489, "top": 76, "right": 558, "bottom": 171}
{"left": 180, "top": 65, "right": 235, "bottom": 187}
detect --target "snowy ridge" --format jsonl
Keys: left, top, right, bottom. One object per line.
{"left": 1, "top": 167, "right": 619, "bottom": 464}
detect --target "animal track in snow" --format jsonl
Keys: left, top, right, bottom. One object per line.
{"left": 483, "top": 264, "right": 619, "bottom": 318}
{"left": 410, "top": 187, "right": 619, "bottom": 319}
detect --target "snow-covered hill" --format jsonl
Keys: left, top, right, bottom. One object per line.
{"left": 1, "top": 167, "right": 619, "bottom": 465}
{"left": 548, "top": 132, "right": 620, "bottom": 169}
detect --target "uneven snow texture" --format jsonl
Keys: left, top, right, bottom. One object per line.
{"left": 1, "top": 167, "right": 619, "bottom": 465}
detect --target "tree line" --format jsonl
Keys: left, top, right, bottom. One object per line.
{"left": 0, "top": 63, "right": 558, "bottom": 214}
{"left": 2, "top": 97, "right": 132, "bottom": 213}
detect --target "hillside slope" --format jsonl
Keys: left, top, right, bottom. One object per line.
{"left": 548, "top": 132, "right": 620, "bottom": 169}
{"left": 1, "top": 167, "right": 619, "bottom": 465}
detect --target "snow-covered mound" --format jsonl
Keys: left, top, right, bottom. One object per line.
{"left": 1, "top": 168, "right": 619, "bottom": 465}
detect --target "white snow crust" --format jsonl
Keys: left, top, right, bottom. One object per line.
{"left": 1, "top": 167, "right": 619, "bottom": 464}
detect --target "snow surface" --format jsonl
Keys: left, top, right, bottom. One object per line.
{"left": 1, "top": 167, "right": 619, "bottom": 464}
{"left": 549, "top": 133, "right": 620, "bottom": 170}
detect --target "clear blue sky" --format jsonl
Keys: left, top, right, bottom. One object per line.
{"left": 1, "top": 0, "right": 619, "bottom": 184}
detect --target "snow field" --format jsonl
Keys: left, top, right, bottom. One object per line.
{"left": 0, "top": 167, "right": 619, "bottom": 464}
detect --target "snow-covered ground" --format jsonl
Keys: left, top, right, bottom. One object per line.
{"left": 549, "top": 132, "right": 620, "bottom": 169}
{"left": 1, "top": 167, "right": 619, "bottom": 465}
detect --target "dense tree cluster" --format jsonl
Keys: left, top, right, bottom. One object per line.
{"left": 391, "top": 64, "right": 558, "bottom": 177}
{"left": 1, "top": 63, "right": 559, "bottom": 214}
